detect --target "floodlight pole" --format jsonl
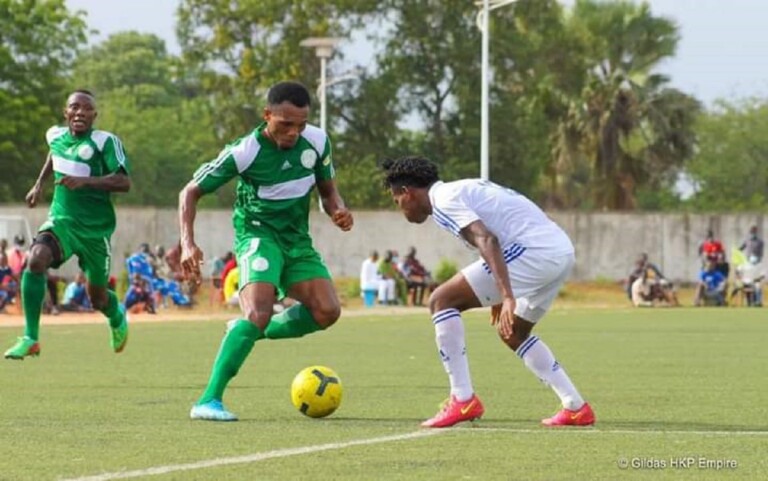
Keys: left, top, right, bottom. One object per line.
{"left": 300, "top": 37, "right": 342, "bottom": 133}
{"left": 475, "top": 0, "right": 518, "bottom": 181}
{"left": 480, "top": 0, "right": 490, "bottom": 181}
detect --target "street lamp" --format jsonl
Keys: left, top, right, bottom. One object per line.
{"left": 300, "top": 37, "right": 343, "bottom": 132}
{"left": 475, "top": 0, "right": 518, "bottom": 180}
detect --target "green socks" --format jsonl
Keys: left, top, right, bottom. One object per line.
{"left": 264, "top": 303, "right": 323, "bottom": 340}
{"left": 197, "top": 305, "right": 324, "bottom": 404}
{"left": 100, "top": 290, "right": 125, "bottom": 328}
{"left": 21, "top": 271, "right": 46, "bottom": 341}
{"left": 198, "top": 320, "right": 264, "bottom": 404}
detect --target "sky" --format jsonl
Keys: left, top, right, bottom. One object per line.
{"left": 65, "top": 0, "right": 768, "bottom": 106}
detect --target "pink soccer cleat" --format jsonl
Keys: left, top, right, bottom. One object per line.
{"left": 421, "top": 394, "right": 485, "bottom": 428}
{"left": 541, "top": 402, "right": 595, "bottom": 427}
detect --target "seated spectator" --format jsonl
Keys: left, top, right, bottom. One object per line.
{"left": 0, "top": 252, "right": 17, "bottom": 312}
{"left": 730, "top": 255, "right": 764, "bottom": 307}
{"left": 8, "top": 235, "right": 27, "bottom": 279}
{"left": 223, "top": 266, "right": 240, "bottom": 307}
{"left": 126, "top": 244, "right": 191, "bottom": 308}
{"left": 124, "top": 273, "right": 155, "bottom": 314}
{"left": 360, "top": 250, "right": 382, "bottom": 307}
{"left": 400, "top": 247, "right": 436, "bottom": 306}
{"left": 694, "top": 259, "right": 727, "bottom": 306}
{"left": 626, "top": 254, "right": 678, "bottom": 306}
{"left": 377, "top": 250, "right": 401, "bottom": 305}
{"left": 210, "top": 252, "right": 233, "bottom": 306}
{"left": 60, "top": 272, "right": 93, "bottom": 312}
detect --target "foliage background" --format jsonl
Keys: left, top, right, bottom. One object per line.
{"left": 0, "top": 0, "right": 765, "bottom": 212}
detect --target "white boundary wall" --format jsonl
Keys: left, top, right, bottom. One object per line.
{"left": 0, "top": 205, "right": 764, "bottom": 283}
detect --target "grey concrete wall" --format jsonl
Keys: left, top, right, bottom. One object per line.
{"left": 0, "top": 205, "right": 764, "bottom": 283}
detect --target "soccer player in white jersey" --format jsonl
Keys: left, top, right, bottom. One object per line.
{"left": 383, "top": 156, "right": 595, "bottom": 428}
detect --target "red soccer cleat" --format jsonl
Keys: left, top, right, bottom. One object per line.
{"left": 421, "top": 394, "right": 485, "bottom": 428}
{"left": 541, "top": 402, "right": 595, "bottom": 427}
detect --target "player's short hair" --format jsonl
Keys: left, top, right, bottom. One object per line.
{"left": 72, "top": 89, "right": 95, "bottom": 98}
{"left": 267, "top": 81, "right": 311, "bottom": 108}
{"left": 382, "top": 156, "right": 440, "bottom": 189}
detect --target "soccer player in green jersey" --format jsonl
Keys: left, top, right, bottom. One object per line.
{"left": 4, "top": 90, "right": 131, "bottom": 360}
{"left": 180, "top": 81, "right": 354, "bottom": 421}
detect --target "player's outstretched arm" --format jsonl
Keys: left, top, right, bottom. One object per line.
{"left": 178, "top": 181, "right": 205, "bottom": 284}
{"left": 317, "top": 178, "right": 353, "bottom": 232}
{"left": 26, "top": 153, "right": 53, "bottom": 207}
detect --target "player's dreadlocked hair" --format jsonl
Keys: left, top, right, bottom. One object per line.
{"left": 382, "top": 156, "right": 440, "bottom": 189}
{"left": 267, "top": 81, "right": 311, "bottom": 108}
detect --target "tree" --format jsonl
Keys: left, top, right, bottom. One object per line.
{"left": 685, "top": 99, "right": 768, "bottom": 211}
{"left": 0, "top": 0, "right": 87, "bottom": 202}
{"left": 71, "top": 33, "right": 220, "bottom": 206}
{"left": 176, "top": 0, "right": 379, "bottom": 140}
{"left": 545, "top": 0, "right": 700, "bottom": 210}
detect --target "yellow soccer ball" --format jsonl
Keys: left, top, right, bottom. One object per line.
{"left": 290, "top": 365, "right": 343, "bottom": 418}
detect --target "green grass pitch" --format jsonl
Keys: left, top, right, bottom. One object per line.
{"left": 1, "top": 308, "right": 766, "bottom": 480}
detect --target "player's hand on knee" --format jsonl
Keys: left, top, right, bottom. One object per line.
{"left": 494, "top": 298, "right": 516, "bottom": 339}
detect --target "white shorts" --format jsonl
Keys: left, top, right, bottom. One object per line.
{"left": 461, "top": 250, "right": 575, "bottom": 323}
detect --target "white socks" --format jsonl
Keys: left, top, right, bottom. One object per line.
{"left": 432, "top": 309, "right": 474, "bottom": 402}
{"left": 516, "top": 335, "right": 585, "bottom": 411}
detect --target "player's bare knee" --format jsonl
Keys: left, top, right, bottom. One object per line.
{"left": 498, "top": 328, "right": 530, "bottom": 351}
{"left": 428, "top": 289, "right": 453, "bottom": 314}
{"left": 311, "top": 302, "right": 340, "bottom": 328}
{"left": 243, "top": 307, "right": 272, "bottom": 330}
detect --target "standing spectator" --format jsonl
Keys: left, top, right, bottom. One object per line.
{"left": 359, "top": 250, "right": 382, "bottom": 307}
{"left": 0, "top": 238, "right": 7, "bottom": 256}
{"left": 740, "top": 226, "right": 764, "bottom": 264}
{"left": 60, "top": 272, "right": 92, "bottom": 312}
{"left": 698, "top": 229, "right": 724, "bottom": 266}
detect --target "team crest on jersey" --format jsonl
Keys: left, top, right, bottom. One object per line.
{"left": 251, "top": 257, "right": 269, "bottom": 272}
{"left": 323, "top": 155, "right": 332, "bottom": 166}
{"left": 78, "top": 144, "right": 94, "bottom": 160}
{"left": 300, "top": 149, "right": 317, "bottom": 169}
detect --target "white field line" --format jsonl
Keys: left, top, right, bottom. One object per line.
{"left": 58, "top": 426, "right": 768, "bottom": 481}
{"left": 59, "top": 430, "right": 444, "bottom": 481}
{"left": 464, "top": 427, "right": 768, "bottom": 436}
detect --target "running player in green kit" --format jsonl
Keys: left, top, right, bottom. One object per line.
{"left": 180, "top": 81, "right": 354, "bottom": 421}
{"left": 4, "top": 90, "right": 130, "bottom": 360}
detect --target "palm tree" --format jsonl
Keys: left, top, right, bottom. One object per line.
{"left": 548, "top": 0, "right": 700, "bottom": 210}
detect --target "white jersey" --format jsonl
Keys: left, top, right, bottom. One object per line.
{"left": 428, "top": 179, "right": 574, "bottom": 257}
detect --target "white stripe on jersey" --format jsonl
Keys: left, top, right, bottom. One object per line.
{"left": 46, "top": 126, "right": 68, "bottom": 145}
{"left": 52, "top": 155, "right": 91, "bottom": 176}
{"left": 300, "top": 124, "right": 327, "bottom": 156}
{"left": 257, "top": 174, "right": 316, "bottom": 200}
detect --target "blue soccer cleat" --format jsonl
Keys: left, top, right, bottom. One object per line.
{"left": 190, "top": 400, "right": 238, "bottom": 421}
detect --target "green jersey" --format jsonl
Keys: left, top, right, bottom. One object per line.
{"left": 193, "top": 123, "right": 334, "bottom": 248}
{"left": 46, "top": 126, "right": 130, "bottom": 238}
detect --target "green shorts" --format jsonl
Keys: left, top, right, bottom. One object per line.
{"left": 39, "top": 219, "right": 112, "bottom": 287}
{"left": 235, "top": 236, "right": 331, "bottom": 298}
